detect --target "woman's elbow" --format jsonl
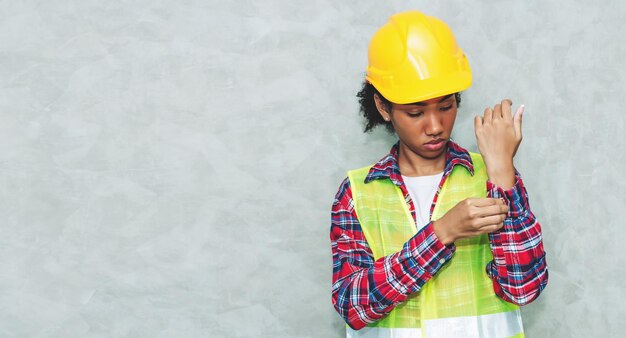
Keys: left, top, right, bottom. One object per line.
{"left": 331, "top": 297, "right": 369, "bottom": 330}
{"left": 500, "top": 268, "right": 549, "bottom": 306}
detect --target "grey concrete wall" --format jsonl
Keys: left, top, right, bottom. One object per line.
{"left": 1, "top": 0, "right": 624, "bottom": 337}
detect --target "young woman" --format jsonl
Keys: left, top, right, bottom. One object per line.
{"left": 330, "top": 11, "right": 548, "bottom": 338}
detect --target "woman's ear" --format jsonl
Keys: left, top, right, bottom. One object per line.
{"left": 373, "top": 94, "right": 391, "bottom": 122}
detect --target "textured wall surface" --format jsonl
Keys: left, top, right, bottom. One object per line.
{"left": 1, "top": 0, "right": 625, "bottom": 337}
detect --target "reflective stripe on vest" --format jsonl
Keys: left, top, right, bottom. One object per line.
{"left": 346, "top": 152, "right": 523, "bottom": 338}
{"left": 347, "top": 311, "right": 523, "bottom": 338}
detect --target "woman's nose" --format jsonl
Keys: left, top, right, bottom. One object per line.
{"left": 426, "top": 114, "right": 443, "bottom": 136}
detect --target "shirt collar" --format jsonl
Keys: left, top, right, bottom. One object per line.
{"left": 364, "top": 140, "right": 475, "bottom": 186}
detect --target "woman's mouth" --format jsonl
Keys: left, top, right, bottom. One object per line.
{"left": 424, "top": 139, "right": 446, "bottom": 151}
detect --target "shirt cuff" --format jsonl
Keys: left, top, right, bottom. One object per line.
{"left": 487, "top": 176, "right": 529, "bottom": 218}
{"left": 406, "top": 222, "right": 455, "bottom": 277}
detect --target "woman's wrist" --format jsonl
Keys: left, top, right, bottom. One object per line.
{"left": 485, "top": 158, "right": 515, "bottom": 190}
{"left": 432, "top": 219, "right": 454, "bottom": 246}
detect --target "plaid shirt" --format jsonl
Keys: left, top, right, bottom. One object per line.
{"left": 330, "top": 141, "right": 548, "bottom": 330}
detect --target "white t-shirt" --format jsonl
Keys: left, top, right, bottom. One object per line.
{"left": 402, "top": 172, "right": 443, "bottom": 231}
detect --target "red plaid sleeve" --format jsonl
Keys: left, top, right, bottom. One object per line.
{"left": 330, "top": 178, "right": 454, "bottom": 330}
{"left": 486, "top": 173, "right": 549, "bottom": 305}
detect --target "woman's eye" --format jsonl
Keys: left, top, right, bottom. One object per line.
{"left": 407, "top": 111, "right": 423, "bottom": 117}
{"left": 440, "top": 105, "right": 453, "bottom": 111}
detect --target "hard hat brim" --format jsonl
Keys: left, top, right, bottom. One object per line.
{"left": 367, "top": 69, "right": 472, "bottom": 104}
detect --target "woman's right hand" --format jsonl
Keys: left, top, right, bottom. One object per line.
{"left": 432, "top": 198, "right": 509, "bottom": 245}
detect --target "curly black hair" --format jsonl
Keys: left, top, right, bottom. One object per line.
{"left": 357, "top": 81, "right": 462, "bottom": 133}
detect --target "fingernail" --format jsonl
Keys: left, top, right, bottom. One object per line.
{"left": 513, "top": 104, "right": 525, "bottom": 117}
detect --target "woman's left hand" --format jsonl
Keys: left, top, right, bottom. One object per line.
{"left": 474, "top": 99, "right": 524, "bottom": 189}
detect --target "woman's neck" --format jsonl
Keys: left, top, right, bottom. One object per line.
{"left": 397, "top": 142, "right": 446, "bottom": 177}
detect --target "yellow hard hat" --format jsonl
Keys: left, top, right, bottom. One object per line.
{"left": 366, "top": 11, "right": 472, "bottom": 104}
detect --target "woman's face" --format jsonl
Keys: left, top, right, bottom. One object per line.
{"left": 376, "top": 94, "right": 458, "bottom": 160}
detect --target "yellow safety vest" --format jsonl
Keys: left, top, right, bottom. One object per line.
{"left": 346, "top": 152, "right": 523, "bottom": 338}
